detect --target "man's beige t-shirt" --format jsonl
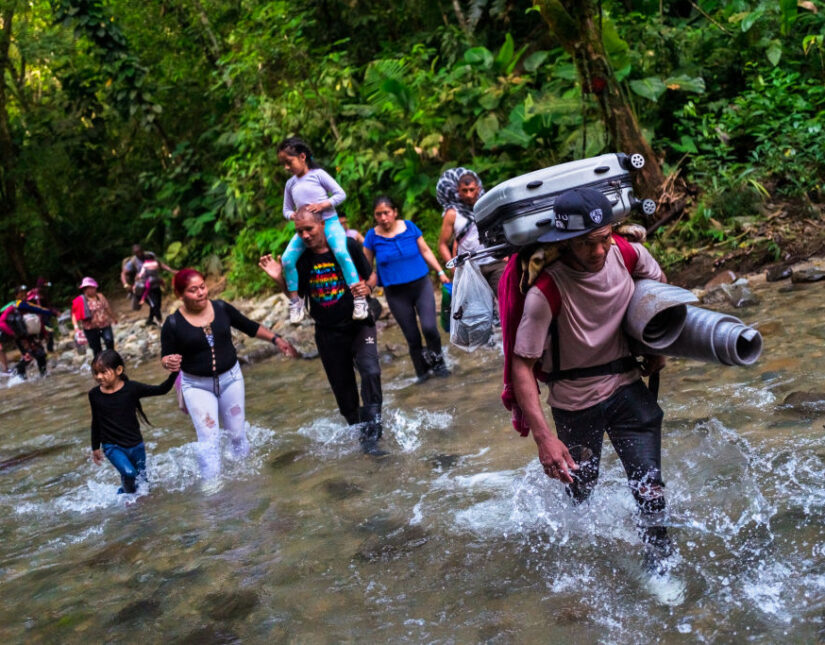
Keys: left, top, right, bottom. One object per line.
{"left": 513, "top": 242, "right": 665, "bottom": 411}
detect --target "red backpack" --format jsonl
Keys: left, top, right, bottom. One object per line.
{"left": 498, "top": 235, "right": 640, "bottom": 436}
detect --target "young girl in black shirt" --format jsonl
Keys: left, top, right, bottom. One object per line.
{"left": 88, "top": 350, "right": 177, "bottom": 493}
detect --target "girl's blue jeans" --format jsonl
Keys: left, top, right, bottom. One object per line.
{"left": 282, "top": 217, "right": 360, "bottom": 292}
{"left": 103, "top": 442, "right": 146, "bottom": 494}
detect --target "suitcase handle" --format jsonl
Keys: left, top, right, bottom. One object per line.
{"left": 536, "top": 218, "right": 554, "bottom": 227}
{"left": 526, "top": 180, "right": 543, "bottom": 190}
{"left": 594, "top": 165, "right": 610, "bottom": 174}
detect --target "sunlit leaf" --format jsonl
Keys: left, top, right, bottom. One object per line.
{"left": 523, "top": 50, "right": 549, "bottom": 72}
{"left": 629, "top": 77, "right": 667, "bottom": 102}
{"left": 475, "top": 113, "right": 499, "bottom": 144}
{"left": 664, "top": 74, "right": 706, "bottom": 93}
{"left": 741, "top": 10, "right": 764, "bottom": 32}
{"left": 464, "top": 47, "right": 494, "bottom": 69}
{"left": 766, "top": 40, "right": 783, "bottom": 66}
{"left": 494, "top": 33, "right": 514, "bottom": 70}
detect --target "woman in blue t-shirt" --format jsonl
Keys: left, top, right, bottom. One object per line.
{"left": 363, "top": 195, "right": 451, "bottom": 382}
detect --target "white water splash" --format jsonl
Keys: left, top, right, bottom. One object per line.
{"left": 11, "top": 422, "right": 279, "bottom": 517}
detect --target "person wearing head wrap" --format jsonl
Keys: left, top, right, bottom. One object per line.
{"left": 436, "top": 167, "right": 507, "bottom": 294}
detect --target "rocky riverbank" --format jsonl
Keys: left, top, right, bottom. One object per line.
{"left": 42, "top": 292, "right": 394, "bottom": 375}
{"left": 12, "top": 251, "right": 825, "bottom": 378}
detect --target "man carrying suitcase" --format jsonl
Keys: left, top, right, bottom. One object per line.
{"left": 507, "top": 188, "right": 678, "bottom": 590}
{"left": 436, "top": 168, "right": 507, "bottom": 294}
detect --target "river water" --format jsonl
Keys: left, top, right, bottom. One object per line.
{"left": 1, "top": 279, "right": 824, "bottom": 643}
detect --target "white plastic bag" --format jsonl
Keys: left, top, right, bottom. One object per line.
{"left": 450, "top": 259, "right": 495, "bottom": 352}
{"left": 23, "top": 314, "right": 42, "bottom": 336}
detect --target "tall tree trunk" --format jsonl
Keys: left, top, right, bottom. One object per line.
{"left": 536, "top": 0, "right": 665, "bottom": 219}
{"left": 0, "top": 3, "right": 27, "bottom": 282}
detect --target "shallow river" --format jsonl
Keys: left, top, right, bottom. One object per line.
{"left": 2, "top": 279, "right": 825, "bottom": 643}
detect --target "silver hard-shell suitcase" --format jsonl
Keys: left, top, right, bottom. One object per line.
{"left": 473, "top": 152, "right": 655, "bottom": 248}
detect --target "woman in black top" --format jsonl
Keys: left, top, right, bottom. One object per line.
{"left": 88, "top": 350, "right": 177, "bottom": 494}
{"left": 160, "top": 269, "right": 296, "bottom": 483}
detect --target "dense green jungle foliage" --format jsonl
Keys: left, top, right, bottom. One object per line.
{"left": 2, "top": 0, "right": 824, "bottom": 299}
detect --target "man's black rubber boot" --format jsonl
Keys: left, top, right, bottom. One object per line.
{"left": 359, "top": 405, "right": 388, "bottom": 456}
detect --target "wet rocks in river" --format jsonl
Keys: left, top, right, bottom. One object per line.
{"left": 755, "top": 321, "right": 783, "bottom": 336}
{"left": 781, "top": 391, "right": 825, "bottom": 412}
{"left": 0, "top": 443, "right": 71, "bottom": 472}
{"left": 354, "top": 525, "right": 430, "bottom": 563}
{"left": 430, "top": 454, "right": 461, "bottom": 471}
{"left": 701, "top": 279, "right": 759, "bottom": 308}
{"left": 199, "top": 589, "right": 259, "bottom": 621}
{"left": 766, "top": 265, "right": 793, "bottom": 282}
{"left": 807, "top": 324, "right": 825, "bottom": 341}
{"left": 321, "top": 478, "right": 365, "bottom": 500}
{"left": 84, "top": 541, "right": 145, "bottom": 567}
{"left": 383, "top": 342, "right": 406, "bottom": 358}
{"left": 111, "top": 598, "right": 162, "bottom": 624}
{"left": 176, "top": 625, "right": 241, "bottom": 644}
{"left": 791, "top": 267, "right": 825, "bottom": 283}
{"left": 703, "top": 270, "right": 737, "bottom": 291}
{"left": 269, "top": 449, "right": 304, "bottom": 470}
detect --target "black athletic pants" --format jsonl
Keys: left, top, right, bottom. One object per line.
{"left": 15, "top": 337, "right": 47, "bottom": 377}
{"left": 315, "top": 323, "right": 382, "bottom": 426}
{"left": 145, "top": 286, "right": 163, "bottom": 324}
{"left": 85, "top": 326, "right": 115, "bottom": 359}
{"left": 551, "top": 379, "right": 666, "bottom": 528}
{"left": 384, "top": 276, "right": 442, "bottom": 374}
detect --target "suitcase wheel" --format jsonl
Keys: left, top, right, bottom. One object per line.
{"left": 641, "top": 199, "right": 657, "bottom": 215}
{"left": 629, "top": 153, "right": 646, "bottom": 170}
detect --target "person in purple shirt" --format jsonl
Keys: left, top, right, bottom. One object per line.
{"left": 277, "top": 137, "right": 368, "bottom": 325}
{"left": 363, "top": 195, "right": 451, "bottom": 383}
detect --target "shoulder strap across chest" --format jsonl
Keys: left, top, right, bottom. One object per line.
{"left": 533, "top": 234, "right": 640, "bottom": 383}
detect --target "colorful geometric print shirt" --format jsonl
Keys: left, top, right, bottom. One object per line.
{"left": 297, "top": 237, "right": 373, "bottom": 330}
{"left": 309, "top": 260, "right": 348, "bottom": 307}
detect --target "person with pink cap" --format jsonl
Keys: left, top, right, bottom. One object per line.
{"left": 71, "top": 277, "right": 118, "bottom": 358}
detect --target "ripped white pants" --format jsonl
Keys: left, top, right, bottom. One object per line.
{"left": 180, "top": 362, "right": 249, "bottom": 480}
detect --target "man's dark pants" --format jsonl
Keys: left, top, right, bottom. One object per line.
{"left": 314, "top": 323, "right": 382, "bottom": 425}
{"left": 551, "top": 379, "right": 668, "bottom": 550}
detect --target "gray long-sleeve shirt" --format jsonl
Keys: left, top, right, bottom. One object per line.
{"left": 283, "top": 168, "right": 346, "bottom": 221}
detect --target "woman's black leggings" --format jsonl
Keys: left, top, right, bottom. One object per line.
{"left": 384, "top": 276, "right": 442, "bottom": 372}
{"left": 85, "top": 326, "right": 115, "bottom": 358}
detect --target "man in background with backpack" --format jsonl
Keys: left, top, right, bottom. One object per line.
{"left": 507, "top": 188, "right": 673, "bottom": 574}
{"left": 0, "top": 285, "right": 55, "bottom": 377}
{"left": 121, "top": 244, "right": 176, "bottom": 326}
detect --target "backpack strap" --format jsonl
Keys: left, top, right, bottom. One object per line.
{"left": 613, "top": 234, "right": 639, "bottom": 274}
{"left": 531, "top": 237, "right": 640, "bottom": 383}
{"left": 532, "top": 273, "right": 561, "bottom": 383}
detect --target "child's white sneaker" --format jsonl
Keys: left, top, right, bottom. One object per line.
{"left": 288, "top": 298, "right": 306, "bottom": 325}
{"left": 352, "top": 296, "right": 369, "bottom": 320}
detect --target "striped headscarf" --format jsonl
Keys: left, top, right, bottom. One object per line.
{"left": 436, "top": 167, "right": 484, "bottom": 223}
